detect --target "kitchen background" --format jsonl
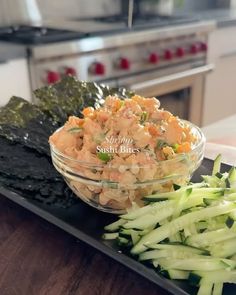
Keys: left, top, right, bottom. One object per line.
{"left": 0, "top": 0, "right": 236, "bottom": 126}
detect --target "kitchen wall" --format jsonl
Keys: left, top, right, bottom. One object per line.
{"left": 37, "top": 0, "right": 232, "bottom": 21}
{"left": 37, "top": 0, "right": 120, "bottom": 19}
{"left": 174, "top": 0, "right": 227, "bottom": 13}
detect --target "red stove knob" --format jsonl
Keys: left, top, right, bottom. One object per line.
{"left": 90, "top": 62, "right": 105, "bottom": 75}
{"left": 65, "top": 66, "right": 77, "bottom": 76}
{"left": 149, "top": 52, "right": 159, "bottom": 64}
{"left": 200, "top": 42, "right": 208, "bottom": 52}
{"left": 46, "top": 71, "right": 60, "bottom": 84}
{"left": 176, "top": 47, "right": 185, "bottom": 58}
{"left": 190, "top": 44, "right": 200, "bottom": 54}
{"left": 164, "top": 49, "right": 173, "bottom": 60}
{"left": 119, "top": 57, "right": 130, "bottom": 70}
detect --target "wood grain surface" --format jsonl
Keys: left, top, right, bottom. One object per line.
{"left": 0, "top": 195, "right": 169, "bottom": 295}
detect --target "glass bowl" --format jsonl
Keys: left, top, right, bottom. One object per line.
{"left": 49, "top": 120, "right": 205, "bottom": 214}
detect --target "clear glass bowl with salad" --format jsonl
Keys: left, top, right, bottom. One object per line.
{"left": 49, "top": 95, "right": 205, "bottom": 214}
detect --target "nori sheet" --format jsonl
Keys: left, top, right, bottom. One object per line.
{"left": 35, "top": 76, "right": 134, "bottom": 125}
{"left": 0, "top": 96, "right": 58, "bottom": 155}
{"left": 0, "top": 136, "right": 77, "bottom": 207}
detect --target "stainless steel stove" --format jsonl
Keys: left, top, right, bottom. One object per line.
{"left": 0, "top": 15, "right": 216, "bottom": 125}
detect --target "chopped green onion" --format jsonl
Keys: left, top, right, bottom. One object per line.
{"left": 67, "top": 127, "right": 82, "bottom": 133}
{"left": 120, "top": 100, "right": 125, "bottom": 107}
{"left": 156, "top": 140, "right": 168, "bottom": 149}
{"left": 140, "top": 111, "right": 148, "bottom": 124}
{"left": 97, "top": 152, "right": 112, "bottom": 163}
{"left": 172, "top": 143, "right": 179, "bottom": 152}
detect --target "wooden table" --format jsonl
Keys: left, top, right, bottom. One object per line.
{"left": 0, "top": 195, "right": 168, "bottom": 295}
{"left": 1, "top": 116, "right": 236, "bottom": 295}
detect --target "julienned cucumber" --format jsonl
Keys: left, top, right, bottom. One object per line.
{"left": 163, "top": 269, "right": 189, "bottom": 280}
{"left": 131, "top": 202, "right": 236, "bottom": 254}
{"left": 190, "top": 270, "right": 236, "bottom": 283}
{"left": 212, "top": 154, "right": 222, "bottom": 175}
{"left": 185, "top": 224, "right": 236, "bottom": 248}
{"left": 156, "top": 257, "right": 235, "bottom": 271}
{"left": 102, "top": 155, "right": 236, "bottom": 295}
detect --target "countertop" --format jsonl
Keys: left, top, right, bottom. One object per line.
{"left": 191, "top": 8, "right": 236, "bottom": 28}
{"left": 202, "top": 114, "right": 236, "bottom": 166}
{"left": 0, "top": 116, "right": 236, "bottom": 295}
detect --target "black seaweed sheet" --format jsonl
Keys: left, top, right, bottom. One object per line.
{"left": 0, "top": 158, "right": 235, "bottom": 295}
{"left": 34, "top": 77, "right": 134, "bottom": 125}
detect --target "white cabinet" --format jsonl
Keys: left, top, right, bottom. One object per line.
{"left": 0, "top": 58, "right": 31, "bottom": 106}
{"left": 203, "top": 26, "right": 236, "bottom": 125}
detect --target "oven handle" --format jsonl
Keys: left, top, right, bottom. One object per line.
{"left": 130, "top": 64, "right": 214, "bottom": 91}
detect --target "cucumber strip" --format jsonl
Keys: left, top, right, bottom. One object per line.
{"left": 119, "top": 228, "right": 141, "bottom": 245}
{"left": 139, "top": 250, "right": 169, "bottom": 261}
{"left": 123, "top": 205, "right": 175, "bottom": 230}
{"left": 193, "top": 270, "right": 236, "bottom": 283}
{"left": 152, "top": 260, "right": 159, "bottom": 268}
{"left": 226, "top": 193, "right": 236, "bottom": 201}
{"left": 228, "top": 166, "right": 236, "bottom": 188}
{"left": 210, "top": 237, "right": 236, "bottom": 258}
{"left": 130, "top": 231, "right": 140, "bottom": 245}
{"left": 172, "top": 188, "right": 192, "bottom": 219}
{"left": 157, "top": 257, "right": 231, "bottom": 271}
{"left": 197, "top": 279, "right": 213, "bottom": 295}
{"left": 184, "top": 227, "right": 192, "bottom": 237}
{"left": 212, "top": 154, "right": 222, "bottom": 176}
{"left": 139, "top": 250, "right": 206, "bottom": 261}
{"left": 145, "top": 243, "right": 206, "bottom": 254}
{"left": 168, "top": 232, "right": 182, "bottom": 243}
{"left": 159, "top": 218, "right": 169, "bottom": 226}
{"left": 131, "top": 202, "right": 236, "bottom": 254}
{"left": 212, "top": 283, "right": 223, "bottom": 295}
{"left": 231, "top": 254, "right": 236, "bottom": 261}
{"left": 144, "top": 187, "right": 226, "bottom": 202}
{"left": 102, "top": 232, "right": 119, "bottom": 240}
{"left": 104, "top": 219, "right": 127, "bottom": 232}
{"left": 220, "top": 258, "right": 236, "bottom": 269}
{"left": 206, "top": 218, "right": 227, "bottom": 231}
{"left": 121, "top": 200, "right": 174, "bottom": 220}
{"left": 202, "top": 175, "right": 221, "bottom": 188}
{"left": 165, "top": 269, "right": 189, "bottom": 280}
{"left": 185, "top": 225, "right": 236, "bottom": 248}
{"left": 117, "top": 236, "right": 130, "bottom": 246}
{"left": 195, "top": 221, "right": 208, "bottom": 231}
{"left": 229, "top": 209, "right": 236, "bottom": 220}
{"left": 184, "top": 223, "right": 198, "bottom": 237}
{"left": 144, "top": 190, "right": 182, "bottom": 201}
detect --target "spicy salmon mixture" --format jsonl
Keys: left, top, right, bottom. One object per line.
{"left": 49, "top": 95, "right": 198, "bottom": 210}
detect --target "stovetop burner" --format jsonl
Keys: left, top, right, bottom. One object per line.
{"left": 0, "top": 14, "right": 200, "bottom": 45}
{"left": 0, "top": 25, "right": 89, "bottom": 44}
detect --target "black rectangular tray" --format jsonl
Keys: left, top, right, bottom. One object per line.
{"left": 0, "top": 158, "right": 235, "bottom": 295}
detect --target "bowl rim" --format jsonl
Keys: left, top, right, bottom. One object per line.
{"left": 49, "top": 119, "right": 205, "bottom": 169}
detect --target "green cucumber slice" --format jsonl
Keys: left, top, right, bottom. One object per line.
{"left": 212, "top": 154, "right": 222, "bottom": 176}
{"left": 131, "top": 202, "right": 236, "bottom": 254}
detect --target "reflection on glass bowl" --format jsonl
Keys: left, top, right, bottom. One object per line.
{"left": 50, "top": 120, "right": 205, "bottom": 214}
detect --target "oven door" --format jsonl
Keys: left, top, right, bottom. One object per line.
{"left": 118, "top": 64, "right": 214, "bottom": 126}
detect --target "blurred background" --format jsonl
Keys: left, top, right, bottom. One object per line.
{"left": 0, "top": 0, "right": 236, "bottom": 126}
